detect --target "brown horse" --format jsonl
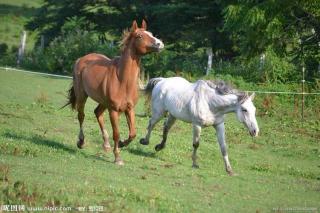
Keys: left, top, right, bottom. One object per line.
{"left": 64, "top": 20, "right": 164, "bottom": 165}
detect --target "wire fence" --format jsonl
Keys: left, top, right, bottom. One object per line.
{"left": 1, "top": 66, "right": 320, "bottom": 95}
{"left": 1, "top": 66, "right": 319, "bottom": 121}
{"left": 1, "top": 66, "right": 72, "bottom": 79}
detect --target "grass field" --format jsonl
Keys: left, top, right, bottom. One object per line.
{"left": 0, "top": 0, "right": 42, "bottom": 51}
{"left": 0, "top": 68, "right": 319, "bottom": 212}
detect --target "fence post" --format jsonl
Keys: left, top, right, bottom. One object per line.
{"left": 206, "top": 47, "right": 213, "bottom": 75}
{"left": 17, "top": 31, "right": 27, "bottom": 67}
{"left": 301, "top": 66, "right": 305, "bottom": 121}
{"left": 40, "top": 35, "right": 45, "bottom": 51}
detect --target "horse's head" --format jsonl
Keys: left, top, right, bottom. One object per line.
{"left": 236, "top": 93, "right": 259, "bottom": 137}
{"left": 128, "top": 20, "right": 164, "bottom": 55}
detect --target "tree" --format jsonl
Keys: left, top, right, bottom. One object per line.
{"left": 26, "top": 0, "right": 234, "bottom": 75}
{"left": 223, "top": 0, "right": 320, "bottom": 80}
{"left": 26, "top": 0, "right": 129, "bottom": 46}
{"left": 27, "top": 0, "right": 234, "bottom": 55}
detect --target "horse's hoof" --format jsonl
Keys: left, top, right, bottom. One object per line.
{"left": 192, "top": 164, "right": 199, "bottom": 169}
{"left": 102, "top": 144, "right": 112, "bottom": 152}
{"left": 118, "top": 141, "right": 127, "bottom": 148}
{"left": 155, "top": 144, "right": 164, "bottom": 152}
{"left": 114, "top": 159, "right": 124, "bottom": 166}
{"left": 77, "top": 139, "right": 85, "bottom": 149}
{"left": 227, "top": 170, "right": 237, "bottom": 176}
{"left": 140, "top": 138, "right": 149, "bottom": 145}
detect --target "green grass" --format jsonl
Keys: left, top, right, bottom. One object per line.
{"left": 0, "top": 0, "right": 42, "bottom": 51}
{"left": 0, "top": 68, "right": 319, "bottom": 212}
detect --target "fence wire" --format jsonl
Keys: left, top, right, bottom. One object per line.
{"left": 1, "top": 66, "right": 320, "bottom": 95}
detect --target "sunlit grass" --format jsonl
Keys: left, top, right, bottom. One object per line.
{"left": 0, "top": 69, "right": 319, "bottom": 212}
{"left": 0, "top": 0, "right": 42, "bottom": 51}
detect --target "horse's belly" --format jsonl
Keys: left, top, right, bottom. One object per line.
{"left": 169, "top": 109, "right": 215, "bottom": 126}
{"left": 171, "top": 111, "right": 193, "bottom": 123}
{"left": 111, "top": 100, "right": 135, "bottom": 112}
{"left": 194, "top": 111, "right": 215, "bottom": 126}
{"left": 164, "top": 99, "right": 192, "bottom": 122}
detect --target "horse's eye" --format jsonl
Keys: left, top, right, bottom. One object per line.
{"left": 242, "top": 109, "right": 247, "bottom": 112}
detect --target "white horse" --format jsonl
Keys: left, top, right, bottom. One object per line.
{"left": 140, "top": 77, "right": 259, "bottom": 176}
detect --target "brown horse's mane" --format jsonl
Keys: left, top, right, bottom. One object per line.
{"left": 119, "top": 29, "right": 132, "bottom": 52}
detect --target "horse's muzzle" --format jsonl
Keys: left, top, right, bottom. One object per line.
{"left": 150, "top": 42, "right": 164, "bottom": 52}
{"left": 250, "top": 129, "right": 259, "bottom": 137}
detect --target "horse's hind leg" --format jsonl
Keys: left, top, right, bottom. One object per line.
{"left": 94, "top": 104, "right": 111, "bottom": 152}
{"left": 140, "top": 98, "right": 165, "bottom": 145}
{"left": 191, "top": 124, "right": 202, "bottom": 168}
{"left": 155, "top": 114, "right": 176, "bottom": 151}
{"left": 77, "top": 101, "right": 87, "bottom": 149}
{"left": 140, "top": 111, "right": 163, "bottom": 145}
{"left": 73, "top": 60, "right": 89, "bottom": 149}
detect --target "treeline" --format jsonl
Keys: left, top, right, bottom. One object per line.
{"left": 1, "top": 0, "right": 319, "bottom": 83}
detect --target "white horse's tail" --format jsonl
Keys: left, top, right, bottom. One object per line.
{"left": 143, "top": 77, "right": 164, "bottom": 115}
{"left": 144, "top": 78, "right": 164, "bottom": 97}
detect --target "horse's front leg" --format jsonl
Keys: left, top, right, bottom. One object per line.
{"left": 118, "top": 108, "right": 136, "bottom": 148}
{"left": 109, "top": 110, "right": 124, "bottom": 165}
{"left": 214, "top": 122, "right": 233, "bottom": 176}
{"left": 192, "top": 124, "right": 201, "bottom": 168}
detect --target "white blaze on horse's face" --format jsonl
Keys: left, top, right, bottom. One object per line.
{"left": 145, "top": 31, "right": 164, "bottom": 50}
{"left": 236, "top": 93, "right": 259, "bottom": 137}
{"left": 134, "top": 30, "right": 164, "bottom": 54}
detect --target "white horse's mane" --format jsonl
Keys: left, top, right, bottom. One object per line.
{"left": 204, "top": 80, "right": 248, "bottom": 102}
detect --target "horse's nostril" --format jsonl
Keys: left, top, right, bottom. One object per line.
{"left": 153, "top": 41, "right": 164, "bottom": 50}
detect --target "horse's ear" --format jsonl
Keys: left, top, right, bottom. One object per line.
{"left": 250, "top": 92, "right": 255, "bottom": 100}
{"left": 141, "top": 19, "right": 147, "bottom": 30}
{"left": 131, "top": 20, "right": 138, "bottom": 32}
{"left": 238, "top": 92, "right": 249, "bottom": 104}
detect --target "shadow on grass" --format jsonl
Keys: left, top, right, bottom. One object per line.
{"left": 0, "top": 112, "right": 34, "bottom": 122}
{"left": 126, "top": 146, "right": 157, "bottom": 159}
{"left": 2, "top": 131, "right": 112, "bottom": 163}
{"left": 4, "top": 131, "right": 76, "bottom": 154}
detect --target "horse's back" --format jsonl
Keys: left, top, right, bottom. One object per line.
{"left": 73, "top": 53, "right": 118, "bottom": 104}
{"left": 153, "top": 77, "right": 216, "bottom": 125}
{"left": 155, "top": 77, "right": 191, "bottom": 93}
{"left": 153, "top": 77, "right": 193, "bottom": 103}
{"left": 152, "top": 77, "right": 194, "bottom": 122}
{"left": 74, "top": 53, "right": 112, "bottom": 75}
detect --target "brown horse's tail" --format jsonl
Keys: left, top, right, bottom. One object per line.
{"left": 60, "top": 84, "right": 77, "bottom": 110}
{"left": 61, "top": 59, "right": 80, "bottom": 110}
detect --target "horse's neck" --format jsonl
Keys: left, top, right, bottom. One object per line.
{"left": 208, "top": 93, "right": 238, "bottom": 113}
{"left": 118, "top": 45, "right": 140, "bottom": 87}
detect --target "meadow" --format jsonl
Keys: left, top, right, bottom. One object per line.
{"left": 0, "top": 68, "right": 319, "bottom": 212}
{"left": 0, "top": 0, "right": 42, "bottom": 51}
